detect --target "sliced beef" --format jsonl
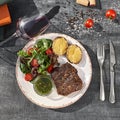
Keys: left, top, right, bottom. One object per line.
{"left": 51, "top": 62, "right": 82, "bottom": 96}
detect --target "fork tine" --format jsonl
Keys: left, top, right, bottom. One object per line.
{"left": 101, "top": 44, "right": 103, "bottom": 56}
{"left": 97, "top": 43, "right": 105, "bottom": 61}
{"left": 102, "top": 45, "right": 105, "bottom": 58}
{"left": 100, "top": 44, "right": 105, "bottom": 60}
{"left": 97, "top": 44, "right": 100, "bottom": 55}
{"left": 97, "top": 43, "right": 102, "bottom": 56}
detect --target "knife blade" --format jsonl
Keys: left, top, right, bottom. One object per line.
{"left": 109, "top": 40, "right": 116, "bottom": 103}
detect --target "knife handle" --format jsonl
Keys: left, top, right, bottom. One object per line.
{"left": 109, "top": 71, "right": 115, "bottom": 103}
{"left": 100, "top": 66, "right": 105, "bottom": 101}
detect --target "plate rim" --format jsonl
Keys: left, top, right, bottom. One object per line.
{"left": 16, "top": 33, "right": 92, "bottom": 109}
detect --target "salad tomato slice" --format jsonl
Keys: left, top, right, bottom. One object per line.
{"left": 31, "top": 59, "right": 39, "bottom": 67}
{"left": 47, "top": 64, "right": 53, "bottom": 73}
{"left": 27, "top": 47, "right": 34, "bottom": 55}
{"left": 45, "top": 48, "right": 53, "bottom": 55}
{"left": 25, "top": 73, "right": 33, "bottom": 81}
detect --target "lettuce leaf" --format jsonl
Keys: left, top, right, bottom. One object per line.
{"left": 17, "top": 50, "right": 29, "bottom": 57}
{"left": 36, "top": 39, "right": 52, "bottom": 52}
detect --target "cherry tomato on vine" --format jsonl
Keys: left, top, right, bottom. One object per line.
{"left": 105, "top": 9, "right": 117, "bottom": 20}
{"left": 84, "top": 18, "right": 94, "bottom": 28}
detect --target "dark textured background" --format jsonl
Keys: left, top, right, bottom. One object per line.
{"left": 0, "top": 0, "right": 120, "bottom": 120}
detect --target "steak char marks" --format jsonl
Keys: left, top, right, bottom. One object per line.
{"left": 51, "top": 63, "right": 82, "bottom": 96}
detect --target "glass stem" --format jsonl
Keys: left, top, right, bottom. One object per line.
{"left": 0, "top": 32, "right": 18, "bottom": 47}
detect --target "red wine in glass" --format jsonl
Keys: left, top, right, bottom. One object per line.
{"left": 0, "top": 6, "right": 60, "bottom": 46}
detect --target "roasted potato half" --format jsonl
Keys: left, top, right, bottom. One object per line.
{"left": 66, "top": 45, "right": 82, "bottom": 64}
{"left": 52, "top": 37, "right": 68, "bottom": 55}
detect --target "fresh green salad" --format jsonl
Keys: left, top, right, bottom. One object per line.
{"left": 17, "top": 38, "right": 58, "bottom": 96}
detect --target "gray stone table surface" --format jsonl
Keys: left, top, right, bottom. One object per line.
{"left": 0, "top": 0, "right": 120, "bottom": 120}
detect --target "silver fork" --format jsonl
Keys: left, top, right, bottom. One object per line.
{"left": 97, "top": 43, "right": 105, "bottom": 101}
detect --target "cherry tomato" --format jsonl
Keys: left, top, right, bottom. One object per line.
{"left": 31, "top": 59, "right": 39, "bottom": 67}
{"left": 105, "top": 9, "right": 117, "bottom": 20}
{"left": 27, "top": 47, "right": 34, "bottom": 55}
{"left": 84, "top": 18, "right": 94, "bottom": 28}
{"left": 45, "top": 48, "right": 53, "bottom": 55}
{"left": 25, "top": 73, "right": 33, "bottom": 81}
{"left": 27, "top": 47, "right": 39, "bottom": 56}
{"left": 47, "top": 64, "right": 53, "bottom": 73}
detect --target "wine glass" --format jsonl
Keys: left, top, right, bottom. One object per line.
{"left": 0, "top": 6, "right": 60, "bottom": 46}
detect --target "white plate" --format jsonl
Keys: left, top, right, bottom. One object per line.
{"left": 16, "top": 33, "right": 92, "bottom": 109}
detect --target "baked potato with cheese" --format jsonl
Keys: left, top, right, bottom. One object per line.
{"left": 52, "top": 37, "right": 68, "bottom": 55}
{"left": 66, "top": 45, "right": 82, "bottom": 64}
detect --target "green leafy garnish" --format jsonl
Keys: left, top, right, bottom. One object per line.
{"left": 18, "top": 38, "right": 53, "bottom": 76}
{"left": 17, "top": 50, "right": 29, "bottom": 57}
{"left": 36, "top": 39, "right": 52, "bottom": 51}
{"left": 20, "top": 63, "right": 31, "bottom": 73}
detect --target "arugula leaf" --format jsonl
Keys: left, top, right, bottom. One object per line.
{"left": 37, "top": 67, "right": 47, "bottom": 75}
{"left": 35, "top": 53, "right": 47, "bottom": 64}
{"left": 32, "top": 48, "right": 38, "bottom": 56}
{"left": 37, "top": 67, "right": 43, "bottom": 73}
{"left": 17, "top": 50, "right": 28, "bottom": 57}
{"left": 41, "top": 71, "right": 47, "bottom": 75}
{"left": 20, "top": 63, "right": 31, "bottom": 73}
{"left": 43, "top": 61, "right": 50, "bottom": 69}
{"left": 37, "top": 61, "right": 50, "bottom": 74}
{"left": 36, "top": 39, "right": 52, "bottom": 52}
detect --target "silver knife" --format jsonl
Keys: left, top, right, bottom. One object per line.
{"left": 109, "top": 40, "right": 116, "bottom": 103}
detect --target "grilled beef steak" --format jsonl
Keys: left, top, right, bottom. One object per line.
{"left": 51, "top": 63, "right": 83, "bottom": 96}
